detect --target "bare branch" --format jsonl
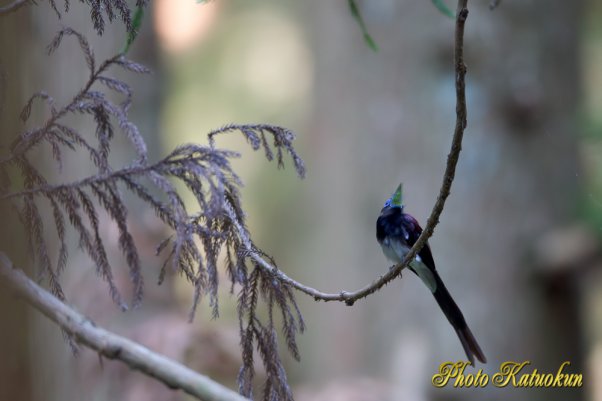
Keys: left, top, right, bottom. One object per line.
{"left": 233, "top": 0, "right": 471, "bottom": 306}
{"left": 0, "top": 252, "right": 249, "bottom": 401}
{"left": 0, "top": 0, "right": 31, "bottom": 15}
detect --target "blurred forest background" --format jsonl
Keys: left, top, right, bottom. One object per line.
{"left": 1, "top": 0, "right": 602, "bottom": 401}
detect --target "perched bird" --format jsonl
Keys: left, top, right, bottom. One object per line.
{"left": 376, "top": 183, "right": 486, "bottom": 365}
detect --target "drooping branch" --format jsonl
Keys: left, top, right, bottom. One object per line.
{"left": 1, "top": 27, "right": 309, "bottom": 399}
{"left": 0, "top": 252, "right": 249, "bottom": 401}
{"left": 237, "top": 0, "right": 471, "bottom": 306}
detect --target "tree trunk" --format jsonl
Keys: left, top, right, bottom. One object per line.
{"left": 0, "top": 8, "right": 33, "bottom": 401}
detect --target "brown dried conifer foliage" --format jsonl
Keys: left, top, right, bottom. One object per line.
{"left": 47, "top": 0, "right": 150, "bottom": 34}
{"left": 0, "top": 8, "right": 306, "bottom": 399}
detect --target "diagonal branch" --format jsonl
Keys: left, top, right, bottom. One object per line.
{"left": 0, "top": 252, "right": 249, "bottom": 401}
{"left": 0, "top": 0, "right": 30, "bottom": 15}
{"left": 236, "top": 0, "right": 470, "bottom": 306}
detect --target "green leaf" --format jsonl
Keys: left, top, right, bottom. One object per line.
{"left": 122, "top": 6, "right": 145, "bottom": 54}
{"left": 348, "top": 0, "right": 378, "bottom": 52}
{"left": 431, "top": 0, "right": 455, "bottom": 19}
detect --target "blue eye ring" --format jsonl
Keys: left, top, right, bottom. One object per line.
{"left": 383, "top": 198, "right": 392, "bottom": 207}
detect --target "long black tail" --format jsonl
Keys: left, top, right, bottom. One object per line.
{"left": 432, "top": 271, "right": 486, "bottom": 365}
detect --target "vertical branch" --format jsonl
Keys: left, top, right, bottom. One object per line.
{"left": 344, "top": 0, "right": 471, "bottom": 304}
{"left": 420, "top": 0, "right": 469, "bottom": 238}
{"left": 351, "top": 0, "right": 470, "bottom": 303}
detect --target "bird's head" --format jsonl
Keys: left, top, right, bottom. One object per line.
{"left": 382, "top": 183, "right": 404, "bottom": 211}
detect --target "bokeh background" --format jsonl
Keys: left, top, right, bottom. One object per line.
{"left": 1, "top": 0, "right": 602, "bottom": 400}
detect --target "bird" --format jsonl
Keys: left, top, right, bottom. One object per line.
{"left": 376, "top": 183, "right": 486, "bottom": 365}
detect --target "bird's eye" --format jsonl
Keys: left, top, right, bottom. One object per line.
{"left": 384, "top": 199, "right": 391, "bottom": 207}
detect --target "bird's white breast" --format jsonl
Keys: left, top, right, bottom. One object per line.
{"left": 380, "top": 238, "right": 410, "bottom": 264}
{"left": 379, "top": 238, "right": 436, "bottom": 292}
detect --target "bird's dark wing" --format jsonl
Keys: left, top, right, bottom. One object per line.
{"left": 401, "top": 213, "right": 436, "bottom": 272}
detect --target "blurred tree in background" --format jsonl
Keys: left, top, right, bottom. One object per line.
{"left": 0, "top": 8, "right": 33, "bottom": 401}
{"left": 1, "top": 1, "right": 602, "bottom": 401}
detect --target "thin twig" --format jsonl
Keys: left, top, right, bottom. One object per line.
{"left": 0, "top": 147, "right": 229, "bottom": 201}
{"left": 0, "top": 53, "right": 123, "bottom": 167}
{"left": 1, "top": 160, "right": 158, "bottom": 200}
{"left": 0, "top": 0, "right": 30, "bottom": 15}
{"left": 235, "top": 0, "right": 471, "bottom": 306}
{"left": 0, "top": 252, "right": 250, "bottom": 401}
